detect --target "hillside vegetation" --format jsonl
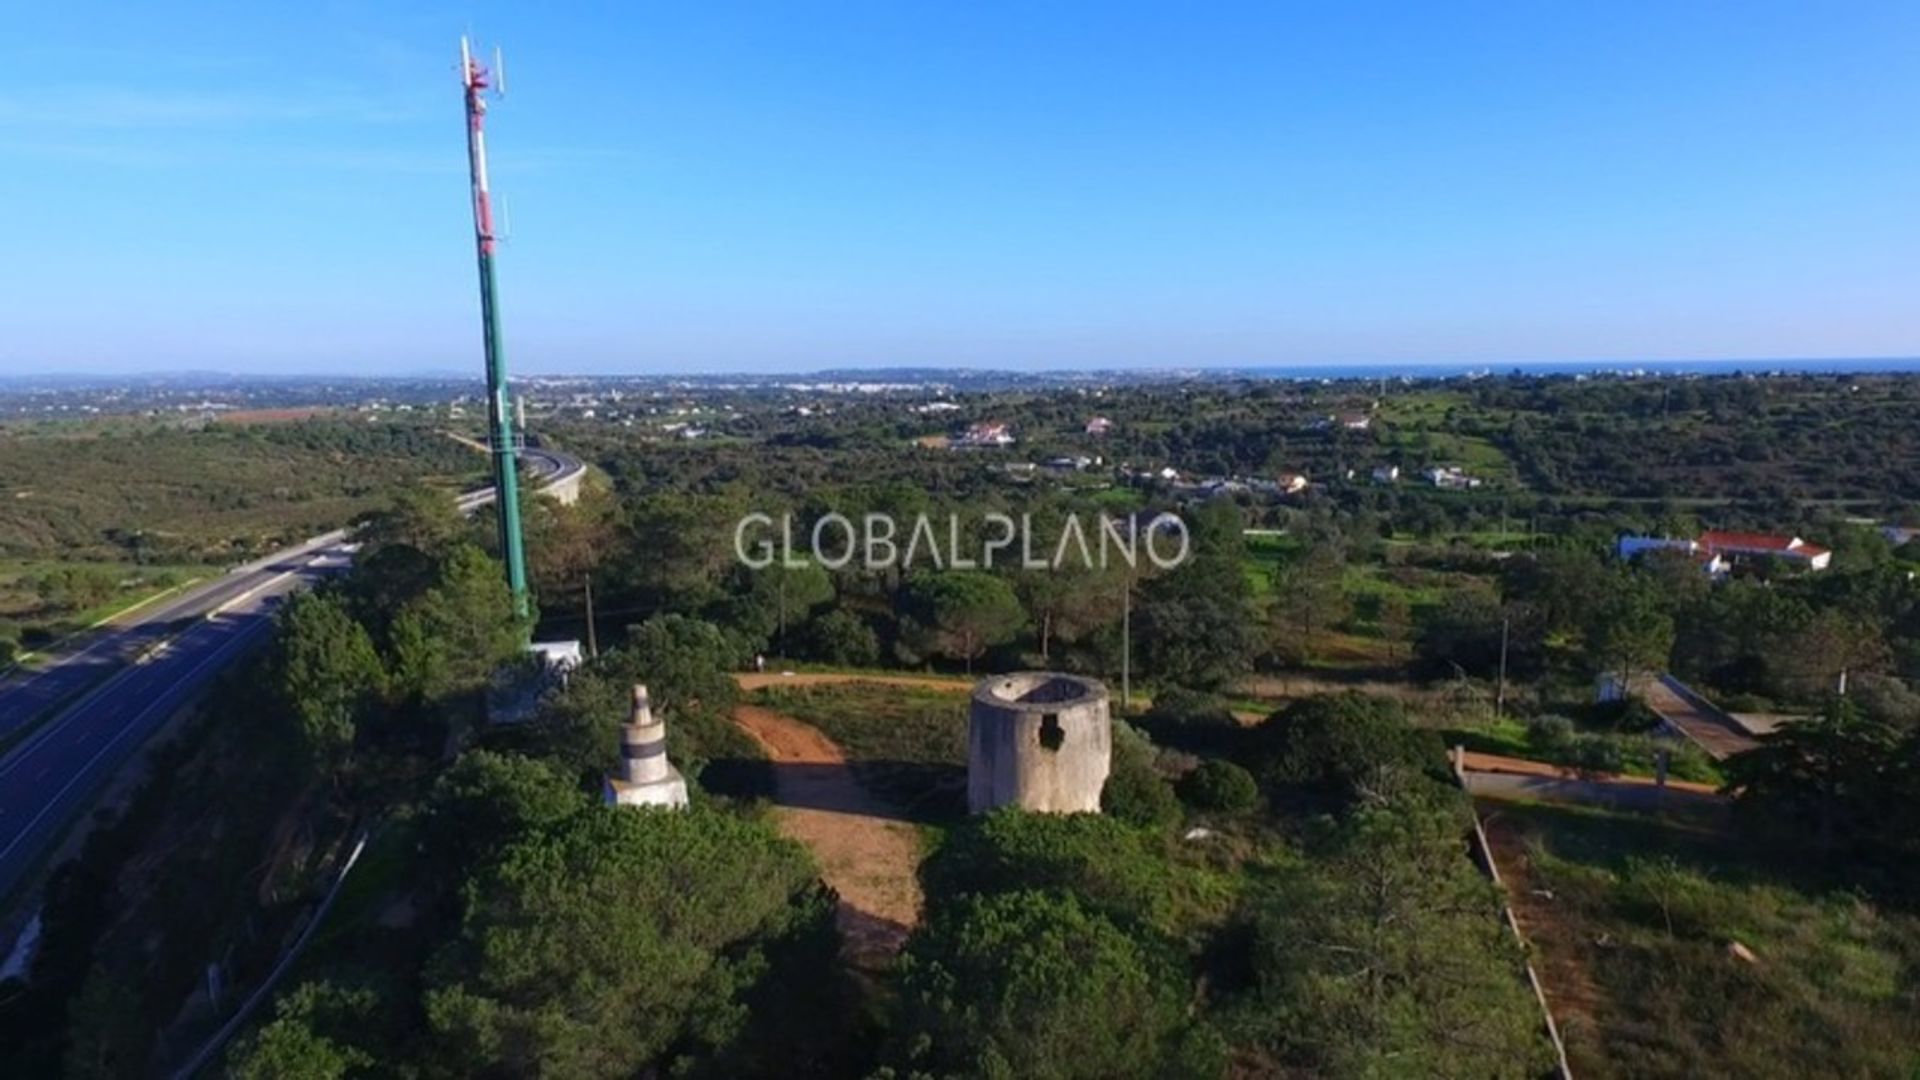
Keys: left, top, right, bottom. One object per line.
{"left": 0, "top": 420, "right": 481, "bottom": 564}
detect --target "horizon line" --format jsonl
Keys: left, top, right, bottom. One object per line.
{"left": 4, "top": 354, "right": 1920, "bottom": 383}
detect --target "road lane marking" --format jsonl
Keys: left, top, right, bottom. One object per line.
{"left": 0, "top": 451, "right": 580, "bottom": 880}
{"left": 0, "top": 563, "right": 319, "bottom": 781}
{"left": 0, "top": 575, "right": 204, "bottom": 681}
{"left": 210, "top": 568, "right": 301, "bottom": 618}
{"left": 0, "top": 616, "right": 233, "bottom": 781}
{"left": 0, "top": 617, "right": 273, "bottom": 869}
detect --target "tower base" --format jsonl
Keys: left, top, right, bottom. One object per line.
{"left": 603, "top": 770, "right": 689, "bottom": 810}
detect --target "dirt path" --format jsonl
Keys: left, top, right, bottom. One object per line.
{"left": 1479, "top": 809, "right": 1607, "bottom": 1071}
{"left": 736, "top": 671, "right": 973, "bottom": 694}
{"left": 1462, "top": 749, "right": 1721, "bottom": 795}
{"left": 732, "top": 701, "right": 926, "bottom": 968}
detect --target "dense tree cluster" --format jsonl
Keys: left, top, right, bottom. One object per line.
{"left": 1725, "top": 697, "right": 1920, "bottom": 897}
{"left": 217, "top": 495, "right": 849, "bottom": 1079}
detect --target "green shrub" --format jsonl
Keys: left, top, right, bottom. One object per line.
{"left": 1146, "top": 686, "right": 1238, "bottom": 729}
{"left": 802, "top": 608, "right": 880, "bottom": 666}
{"left": 1661, "top": 740, "right": 1719, "bottom": 783}
{"left": 1103, "top": 722, "right": 1182, "bottom": 829}
{"left": 229, "top": 982, "right": 379, "bottom": 1080}
{"left": 1570, "top": 733, "right": 1625, "bottom": 774}
{"left": 1244, "top": 692, "right": 1448, "bottom": 807}
{"left": 1177, "top": 760, "right": 1258, "bottom": 812}
{"left": 1240, "top": 802, "right": 1552, "bottom": 1077}
{"left": 1526, "top": 714, "right": 1576, "bottom": 754}
{"left": 1717, "top": 691, "right": 1775, "bottom": 714}
{"left": 422, "top": 750, "right": 589, "bottom": 881}
{"left": 923, "top": 809, "right": 1179, "bottom": 935}
{"left": 1586, "top": 697, "right": 1663, "bottom": 733}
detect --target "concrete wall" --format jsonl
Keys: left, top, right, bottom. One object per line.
{"left": 968, "top": 672, "right": 1111, "bottom": 813}
{"left": 540, "top": 470, "right": 583, "bottom": 506}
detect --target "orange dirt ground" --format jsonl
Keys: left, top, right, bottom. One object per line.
{"left": 1478, "top": 808, "right": 1608, "bottom": 1068}
{"left": 1461, "top": 749, "right": 1721, "bottom": 794}
{"left": 735, "top": 671, "right": 973, "bottom": 694}
{"left": 731, "top": 690, "right": 931, "bottom": 968}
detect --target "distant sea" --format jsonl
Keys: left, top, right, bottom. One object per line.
{"left": 1230, "top": 357, "right": 1920, "bottom": 381}
{"left": 6, "top": 356, "right": 1919, "bottom": 389}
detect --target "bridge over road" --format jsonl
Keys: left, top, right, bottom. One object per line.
{"left": 1639, "top": 675, "right": 1760, "bottom": 760}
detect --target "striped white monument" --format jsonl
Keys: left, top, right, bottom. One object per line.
{"left": 603, "top": 684, "right": 689, "bottom": 810}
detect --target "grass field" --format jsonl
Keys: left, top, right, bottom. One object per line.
{"left": 1487, "top": 802, "right": 1920, "bottom": 1078}
{"left": 1373, "top": 390, "right": 1476, "bottom": 425}
{"left": 1240, "top": 530, "right": 1302, "bottom": 596}
{"left": 1380, "top": 429, "right": 1516, "bottom": 481}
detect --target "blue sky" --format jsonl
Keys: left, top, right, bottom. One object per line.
{"left": 4, "top": 2, "right": 1919, "bottom": 374}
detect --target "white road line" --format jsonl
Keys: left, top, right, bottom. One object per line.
{"left": 210, "top": 568, "right": 301, "bottom": 617}
{"left": 0, "top": 577, "right": 204, "bottom": 685}
{"left": 0, "top": 568, "right": 311, "bottom": 780}
{"left": 0, "top": 451, "right": 581, "bottom": 871}
{"left": 0, "top": 618, "right": 271, "bottom": 867}
{"left": 0, "top": 616, "right": 229, "bottom": 780}
{"left": 0, "top": 460, "right": 568, "bottom": 712}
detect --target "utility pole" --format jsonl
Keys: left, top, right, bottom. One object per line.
{"left": 777, "top": 579, "right": 788, "bottom": 664}
{"left": 460, "top": 36, "right": 530, "bottom": 622}
{"left": 1495, "top": 613, "right": 1510, "bottom": 721}
{"left": 1121, "top": 568, "right": 1132, "bottom": 710}
{"left": 583, "top": 575, "right": 599, "bottom": 658}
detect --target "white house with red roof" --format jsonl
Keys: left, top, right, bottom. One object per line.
{"left": 1617, "top": 530, "right": 1830, "bottom": 572}
{"left": 1696, "top": 530, "right": 1831, "bottom": 570}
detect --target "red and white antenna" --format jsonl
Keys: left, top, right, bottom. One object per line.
{"left": 460, "top": 35, "right": 500, "bottom": 255}
{"left": 457, "top": 33, "right": 532, "bottom": 614}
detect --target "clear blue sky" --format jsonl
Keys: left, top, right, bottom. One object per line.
{"left": 4, "top": 2, "right": 1919, "bottom": 374}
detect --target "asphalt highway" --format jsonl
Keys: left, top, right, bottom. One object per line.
{"left": 0, "top": 447, "right": 581, "bottom": 900}
{"left": 0, "top": 531, "right": 353, "bottom": 740}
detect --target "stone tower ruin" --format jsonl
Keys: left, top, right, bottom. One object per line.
{"left": 967, "top": 672, "right": 1111, "bottom": 814}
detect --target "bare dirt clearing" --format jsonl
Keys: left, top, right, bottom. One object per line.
{"left": 731, "top": 694, "right": 928, "bottom": 968}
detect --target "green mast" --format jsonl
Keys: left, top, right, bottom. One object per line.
{"left": 461, "top": 37, "right": 530, "bottom": 621}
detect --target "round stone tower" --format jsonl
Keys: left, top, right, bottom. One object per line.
{"left": 968, "top": 672, "right": 1111, "bottom": 814}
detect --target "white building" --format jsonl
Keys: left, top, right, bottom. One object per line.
{"left": 1423, "top": 465, "right": 1482, "bottom": 490}
{"left": 954, "top": 421, "right": 1015, "bottom": 447}
{"left": 1698, "top": 530, "right": 1832, "bottom": 571}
